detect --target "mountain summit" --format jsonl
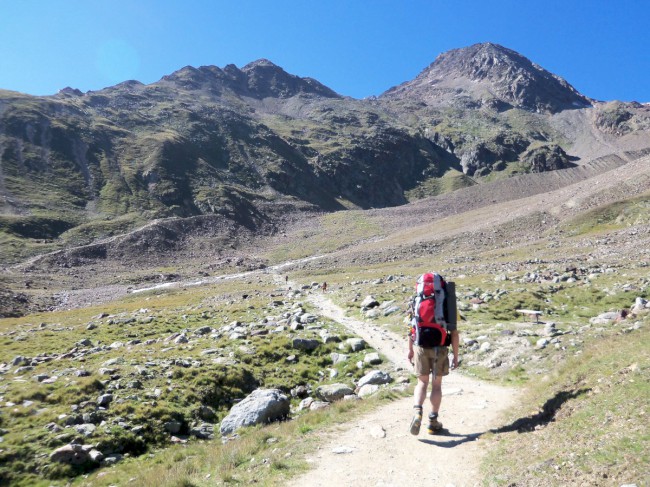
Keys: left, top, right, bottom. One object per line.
{"left": 382, "top": 42, "right": 591, "bottom": 113}
{"left": 160, "top": 59, "right": 339, "bottom": 100}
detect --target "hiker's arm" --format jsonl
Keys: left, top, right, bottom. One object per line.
{"left": 450, "top": 330, "right": 459, "bottom": 369}
{"left": 407, "top": 335, "right": 414, "bottom": 364}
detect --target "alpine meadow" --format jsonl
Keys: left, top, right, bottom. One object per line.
{"left": 0, "top": 42, "right": 649, "bottom": 487}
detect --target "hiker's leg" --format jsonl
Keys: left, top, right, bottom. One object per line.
{"left": 410, "top": 347, "right": 433, "bottom": 435}
{"left": 429, "top": 374, "right": 443, "bottom": 413}
{"left": 414, "top": 374, "right": 430, "bottom": 406}
{"left": 427, "top": 377, "right": 444, "bottom": 433}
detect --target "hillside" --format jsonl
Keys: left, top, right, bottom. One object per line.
{"left": 2, "top": 43, "right": 650, "bottom": 273}
{"left": 0, "top": 148, "right": 648, "bottom": 485}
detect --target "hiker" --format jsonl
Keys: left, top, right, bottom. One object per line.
{"left": 407, "top": 272, "right": 459, "bottom": 435}
{"left": 322, "top": 282, "right": 327, "bottom": 293}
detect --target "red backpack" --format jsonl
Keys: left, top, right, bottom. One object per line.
{"left": 410, "top": 272, "right": 455, "bottom": 347}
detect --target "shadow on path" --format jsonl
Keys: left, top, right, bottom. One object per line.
{"left": 417, "top": 388, "right": 590, "bottom": 448}
{"left": 419, "top": 431, "right": 482, "bottom": 448}
{"left": 490, "top": 388, "right": 590, "bottom": 434}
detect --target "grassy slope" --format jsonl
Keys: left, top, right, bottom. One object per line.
{"left": 1, "top": 164, "right": 649, "bottom": 485}
{"left": 482, "top": 321, "right": 649, "bottom": 486}
{"left": 0, "top": 277, "right": 399, "bottom": 486}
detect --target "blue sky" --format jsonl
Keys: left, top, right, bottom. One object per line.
{"left": 0, "top": 0, "right": 648, "bottom": 102}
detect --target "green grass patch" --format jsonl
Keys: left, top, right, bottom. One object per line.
{"left": 405, "top": 169, "right": 476, "bottom": 201}
{"left": 560, "top": 192, "right": 650, "bottom": 236}
{"left": 0, "top": 273, "right": 397, "bottom": 486}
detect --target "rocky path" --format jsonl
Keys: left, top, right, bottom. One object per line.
{"left": 286, "top": 282, "right": 519, "bottom": 487}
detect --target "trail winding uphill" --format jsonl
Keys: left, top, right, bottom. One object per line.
{"left": 284, "top": 277, "right": 519, "bottom": 487}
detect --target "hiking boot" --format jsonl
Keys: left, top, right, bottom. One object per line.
{"left": 427, "top": 416, "right": 443, "bottom": 434}
{"left": 409, "top": 408, "right": 423, "bottom": 435}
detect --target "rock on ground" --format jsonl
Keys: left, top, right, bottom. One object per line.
{"left": 220, "top": 388, "right": 290, "bottom": 435}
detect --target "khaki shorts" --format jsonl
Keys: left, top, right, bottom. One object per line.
{"left": 413, "top": 346, "right": 450, "bottom": 377}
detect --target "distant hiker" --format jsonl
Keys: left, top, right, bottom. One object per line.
{"left": 407, "top": 272, "right": 459, "bottom": 435}
{"left": 322, "top": 282, "right": 328, "bottom": 293}
{"left": 285, "top": 275, "right": 289, "bottom": 284}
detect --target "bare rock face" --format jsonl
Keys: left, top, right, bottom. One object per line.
{"left": 219, "top": 388, "right": 290, "bottom": 435}
{"left": 382, "top": 43, "right": 592, "bottom": 113}
{"left": 593, "top": 101, "right": 650, "bottom": 136}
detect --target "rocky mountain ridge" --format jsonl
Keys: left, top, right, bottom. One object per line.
{"left": 1, "top": 43, "right": 649, "bottom": 268}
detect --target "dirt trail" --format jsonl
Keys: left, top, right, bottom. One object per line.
{"left": 286, "top": 281, "right": 519, "bottom": 487}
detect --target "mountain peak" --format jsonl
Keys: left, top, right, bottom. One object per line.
{"left": 429, "top": 42, "right": 548, "bottom": 83}
{"left": 242, "top": 58, "right": 281, "bottom": 71}
{"left": 382, "top": 42, "right": 591, "bottom": 113}
{"left": 240, "top": 59, "right": 339, "bottom": 99}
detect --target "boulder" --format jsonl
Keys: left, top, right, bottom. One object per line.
{"left": 88, "top": 449, "right": 104, "bottom": 463}
{"left": 345, "top": 338, "right": 367, "bottom": 352}
{"left": 320, "top": 330, "right": 342, "bottom": 343}
{"left": 14, "top": 366, "right": 34, "bottom": 375}
{"left": 297, "top": 397, "right": 314, "bottom": 411}
{"left": 74, "top": 424, "right": 96, "bottom": 436}
{"left": 164, "top": 420, "right": 183, "bottom": 434}
{"left": 292, "top": 338, "right": 320, "bottom": 351}
{"left": 190, "top": 423, "right": 215, "bottom": 440}
{"left": 315, "top": 383, "right": 354, "bottom": 402}
{"left": 364, "top": 309, "right": 381, "bottom": 319}
{"left": 543, "top": 322, "right": 557, "bottom": 336}
{"left": 299, "top": 313, "right": 318, "bottom": 324}
{"left": 220, "top": 389, "right": 290, "bottom": 435}
{"left": 50, "top": 444, "right": 93, "bottom": 465}
{"left": 364, "top": 353, "right": 382, "bottom": 365}
{"left": 357, "top": 370, "right": 392, "bottom": 389}
{"left": 330, "top": 353, "right": 349, "bottom": 364}
{"left": 309, "top": 401, "right": 331, "bottom": 411}
{"left": 291, "top": 385, "right": 309, "bottom": 398}
{"left": 382, "top": 306, "right": 401, "bottom": 316}
{"left": 632, "top": 297, "right": 648, "bottom": 313}
{"left": 11, "top": 356, "right": 28, "bottom": 367}
{"left": 193, "top": 326, "right": 213, "bottom": 336}
{"left": 589, "top": 311, "right": 619, "bottom": 324}
{"left": 174, "top": 334, "right": 189, "bottom": 344}
{"left": 101, "top": 454, "right": 123, "bottom": 466}
{"left": 358, "top": 384, "right": 380, "bottom": 397}
{"left": 360, "top": 296, "right": 379, "bottom": 309}
{"left": 97, "top": 394, "right": 113, "bottom": 407}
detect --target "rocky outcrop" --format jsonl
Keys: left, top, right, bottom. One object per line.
{"left": 593, "top": 101, "right": 650, "bottom": 136}
{"left": 521, "top": 144, "right": 572, "bottom": 173}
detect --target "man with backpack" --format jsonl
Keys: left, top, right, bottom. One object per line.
{"left": 407, "top": 272, "right": 459, "bottom": 435}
